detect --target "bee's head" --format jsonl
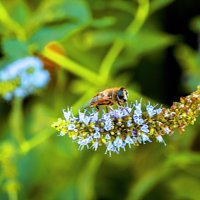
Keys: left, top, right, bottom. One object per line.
{"left": 117, "top": 87, "right": 128, "bottom": 103}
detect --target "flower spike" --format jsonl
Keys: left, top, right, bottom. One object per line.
{"left": 52, "top": 86, "right": 200, "bottom": 156}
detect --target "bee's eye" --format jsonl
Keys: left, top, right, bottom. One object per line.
{"left": 117, "top": 90, "right": 124, "bottom": 99}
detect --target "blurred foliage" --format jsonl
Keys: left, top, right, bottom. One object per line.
{"left": 175, "top": 44, "right": 200, "bottom": 92}
{"left": 0, "top": 0, "right": 200, "bottom": 200}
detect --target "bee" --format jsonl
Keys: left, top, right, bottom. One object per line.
{"left": 90, "top": 87, "right": 128, "bottom": 111}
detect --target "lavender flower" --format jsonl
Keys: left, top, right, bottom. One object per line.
{"left": 102, "top": 113, "right": 112, "bottom": 131}
{"left": 63, "top": 108, "right": 72, "bottom": 121}
{"left": 140, "top": 124, "right": 149, "bottom": 133}
{"left": 105, "top": 142, "right": 117, "bottom": 156}
{"left": 113, "top": 137, "right": 124, "bottom": 151}
{"left": 134, "top": 100, "right": 143, "bottom": 116}
{"left": 105, "top": 134, "right": 111, "bottom": 140}
{"left": 93, "top": 131, "right": 101, "bottom": 139}
{"left": 127, "top": 120, "right": 132, "bottom": 127}
{"left": 0, "top": 57, "right": 50, "bottom": 100}
{"left": 92, "top": 141, "right": 99, "bottom": 151}
{"left": 90, "top": 112, "right": 99, "bottom": 122}
{"left": 52, "top": 86, "right": 200, "bottom": 156}
{"left": 156, "top": 135, "right": 166, "bottom": 146}
{"left": 141, "top": 134, "right": 152, "bottom": 144}
{"left": 146, "top": 102, "right": 158, "bottom": 117}
{"left": 125, "top": 136, "right": 135, "bottom": 148}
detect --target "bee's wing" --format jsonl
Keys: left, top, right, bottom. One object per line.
{"left": 80, "top": 95, "right": 99, "bottom": 109}
{"left": 89, "top": 95, "right": 99, "bottom": 106}
{"left": 84, "top": 90, "right": 114, "bottom": 108}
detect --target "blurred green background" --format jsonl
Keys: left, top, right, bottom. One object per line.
{"left": 0, "top": 0, "right": 200, "bottom": 199}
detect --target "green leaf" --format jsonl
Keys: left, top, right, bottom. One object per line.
{"left": 150, "top": 0, "right": 175, "bottom": 13}
{"left": 167, "top": 152, "right": 200, "bottom": 166}
{"left": 175, "top": 45, "right": 200, "bottom": 91}
{"left": 70, "top": 79, "right": 92, "bottom": 94}
{"left": 9, "top": 0, "right": 30, "bottom": 26}
{"left": 126, "top": 163, "right": 173, "bottom": 200}
{"left": 29, "top": 23, "right": 79, "bottom": 51}
{"left": 24, "top": 103, "right": 53, "bottom": 137}
{"left": 89, "top": 0, "right": 136, "bottom": 15}
{"left": 124, "top": 30, "right": 175, "bottom": 56}
{"left": 106, "top": 0, "right": 136, "bottom": 14}
{"left": 168, "top": 174, "right": 200, "bottom": 200}
{"left": 190, "top": 16, "right": 200, "bottom": 33}
{"left": 28, "top": 0, "right": 92, "bottom": 51}
{"left": 77, "top": 155, "right": 103, "bottom": 200}
{"left": 28, "top": 0, "right": 91, "bottom": 30}
{"left": 80, "top": 30, "right": 121, "bottom": 48}
{"left": 2, "top": 38, "right": 29, "bottom": 59}
{"left": 91, "top": 16, "right": 116, "bottom": 28}
{"left": 111, "top": 30, "right": 175, "bottom": 73}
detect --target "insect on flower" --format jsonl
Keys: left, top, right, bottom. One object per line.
{"left": 89, "top": 87, "right": 129, "bottom": 111}
{"left": 52, "top": 86, "right": 200, "bottom": 156}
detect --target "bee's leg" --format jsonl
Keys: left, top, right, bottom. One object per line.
{"left": 109, "top": 106, "right": 113, "bottom": 110}
{"left": 117, "top": 101, "right": 122, "bottom": 107}
{"left": 108, "top": 102, "right": 114, "bottom": 111}
{"left": 117, "top": 100, "right": 121, "bottom": 106}
{"left": 105, "top": 106, "right": 109, "bottom": 113}
{"left": 96, "top": 105, "right": 100, "bottom": 112}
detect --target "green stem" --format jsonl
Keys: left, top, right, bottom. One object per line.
{"left": 99, "top": 40, "right": 124, "bottom": 82}
{"left": 20, "top": 128, "right": 54, "bottom": 154}
{"left": 126, "top": 0, "right": 150, "bottom": 34}
{"left": 10, "top": 98, "right": 25, "bottom": 145}
{"left": 99, "top": 0, "right": 149, "bottom": 82}
{"left": 77, "top": 155, "right": 103, "bottom": 200}
{"left": 8, "top": 190, "right": 18, "bottom": 200}
{"left": 0, "top": 2, "right": 26, "bottom": 41}
{"left": 41, "top": 49, "right": 104, "bottom": 86}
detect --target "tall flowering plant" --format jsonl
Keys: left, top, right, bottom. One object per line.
{"left": 52, "top": 87, "right": 200, "bottom": 156}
